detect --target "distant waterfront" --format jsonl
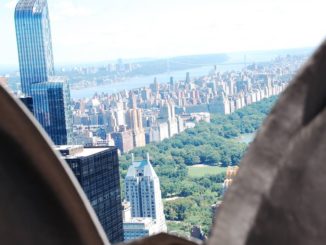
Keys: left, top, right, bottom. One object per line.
{"left": 71, "top": 63, "right": 244, "bottom": 99}
{"left": 70, "top": 45, "right": 313, "bottom": 100}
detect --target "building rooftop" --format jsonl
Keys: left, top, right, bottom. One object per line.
{"left": 55, "top": 145, "right": 111, "bottom": 158}
{"left": 126, "top": 154, "right": 158, "bottom": 179}
{"left": 123, "top": 217, "right": 155, "bottom": 228}
{"left": 15, "top": 0, "right": 46, "bottom": 12}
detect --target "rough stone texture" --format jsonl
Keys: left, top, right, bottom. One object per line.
{"left": 1, "top": 40, "right": 326, "bottom": 244}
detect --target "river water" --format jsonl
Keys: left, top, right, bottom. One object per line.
{"left": 70, "top": 47, "right": 312, "bottom": 99}
{"left": 70, "top": 63, "right": 244, "bottom": 99}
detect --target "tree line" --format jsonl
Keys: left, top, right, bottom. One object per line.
{"left": 119, "top": 96, "right": 277, "bottom": 235}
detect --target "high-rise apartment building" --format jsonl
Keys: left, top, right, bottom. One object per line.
{"left": 56, "top": 145, "right": 124, "bottom": 243}
{"left": 15, "top": 0, "right": 72, "bottom": 145}
{"left": 125, "top": 154, "right": 167, "bottom": 233}
{"left": 15, "top": 0, "right": 54, "bottom": 96}
{"left": 111, "top": 129, "right": 134, "bottom": 154}
{"left": 31, "top": 78, "right": 72, "bottom": 145}
{"left": 125, "top": 94, "right": 146, "bottom": 148}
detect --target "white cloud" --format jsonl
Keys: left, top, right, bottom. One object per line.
{"left": 2, "top": 0, "right": 326, "bottom": 65}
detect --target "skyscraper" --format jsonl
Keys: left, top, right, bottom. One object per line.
{"left": 20, "top": 96, "right": 34, "bottom": 114}
{"left": 111, "top": 128, "right": 134, "bottom": 154}
{"left": 56, "top": 145, "right": 124, "bottom": 243}
{"left": 31, "top": 77, "right": 72, "bottom": 145}
{"left": 125, "top": 94, "right": 146, "bottom": 148}
{"left": 15, "top": 0, "right": 72, "bottom": 145}
{"left": 125, "top": 154, "right": 167, "bottom": 233}
{"left": 15, "top": 0, "right": 54, "bottom": 96}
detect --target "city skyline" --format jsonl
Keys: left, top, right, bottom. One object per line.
{"left": 1, "top": 0, "right": 326, "bottom": 66}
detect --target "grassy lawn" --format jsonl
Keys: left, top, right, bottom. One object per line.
{"left": 166, "top": 221, "right": 191, "bottom": 238}
{"left": 188, "top": 165, "right": 226, "bottom": 177}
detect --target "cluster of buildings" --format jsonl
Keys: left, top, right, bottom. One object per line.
{"left": 72, "top": 90, "right": 191, "bottom": 153}
{"left": 7, "top": 0, "right": 307, "bottom": 242}
{"left": 12, "top": 0, "right": 167, "bottom": 243}
{"left": 58, "top": 59, "right": 138, "bottom": 77}
{"left": 57, "top": 146, "right": 167, "bottom": 242}
{"left": 71, "top": 56, "right": 304, "bottom": 154}
{"left": 56, "top": 60, "right": 139, "bottom": 90}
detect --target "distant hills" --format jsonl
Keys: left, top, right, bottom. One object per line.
{"left": 0, "top": 47, "right": 315, "bottom": 74}
{"left": 129, "top": 53, "right": 229, "bottom": 76}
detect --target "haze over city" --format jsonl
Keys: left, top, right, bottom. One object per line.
{"left": 1, "top": 0, "right": 326, "bottom": 65}
{"left": 1, "top": 0, "right": 326, "bottom": 243}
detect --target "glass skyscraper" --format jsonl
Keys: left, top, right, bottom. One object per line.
{"left": 15, "top": 0, "right": 54, "bottom": 96}
{"left": 15, "top": 0, "right": 72, "bottom": 145}
{"left": 31, "top": 78, "right": 73, "bottom": 145}
{"left": 56, "top": 146, "right": 124, "bottom": 243}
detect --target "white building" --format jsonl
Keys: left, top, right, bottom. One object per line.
{"left": 168, "top": 119, "right": 179, "bottom": 138}
{"left": 123, "top": 217, "right": 159, "bottom": 241}
{"left": 122, "top": 201, "right": 160, "bottom": 241}
{"left": 158, "top": 122, "right": 169, "bottom": 141}
{"left": 125, "top": 154, "right": 167, "bottom": 233}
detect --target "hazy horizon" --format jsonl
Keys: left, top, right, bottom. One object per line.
{"left": 1, "top": 0, "right": 325, "bottom": 66}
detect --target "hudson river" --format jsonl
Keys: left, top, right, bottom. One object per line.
{"left": 71, "top": 64, "right": 243, "bottom": 99}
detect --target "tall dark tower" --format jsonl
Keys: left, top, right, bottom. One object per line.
{"left": 57, "top": 146, "right": 124, "bottom": 243}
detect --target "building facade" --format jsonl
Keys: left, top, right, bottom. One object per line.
{"left": 56, "top": 145, "right": 124, "bottom": 243}
{"left": 123, "top": 218, "right": 158, "bottom": 241}
{"left": 111, "top": 129, "right": 134, "bottom": 153}
{"left": 15, "top": 0, "right": 72, "bottom": 146}
{"left": 125, "top": 154, "right": 167, "bottom": 233}
{"left": 20, "top": 96, "right": 34, "bottom": 114}
{"left": 122, "top": 201, "right": 159, "bottom": 241}
{"left": 15, "top": 0, "right": 55, "bottom": 96}
{"left": 31, "top": 78, "right": 72, "bottom": 145}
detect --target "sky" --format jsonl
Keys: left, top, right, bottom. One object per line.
{"left": 1, "top": 0, "right": 326, "bottom": 66}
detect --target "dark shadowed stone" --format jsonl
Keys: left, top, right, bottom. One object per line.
{"left": 208, "top": 40, "right": 326, "bottom": 245}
